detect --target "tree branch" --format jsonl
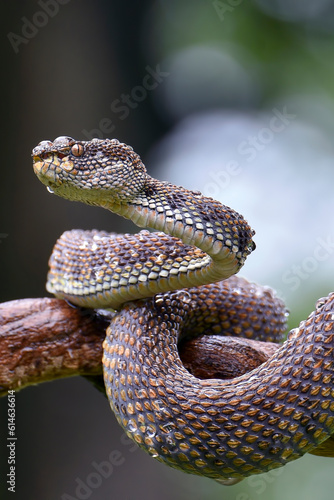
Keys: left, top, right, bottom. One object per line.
{"left": 0, "top": 298, "right": 109, "bottom": 395}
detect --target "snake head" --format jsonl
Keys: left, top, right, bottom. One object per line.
{"left": 32, "top": 136, "right": 148, "bottom": 207}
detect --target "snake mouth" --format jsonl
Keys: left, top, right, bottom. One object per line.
{"left": 33, "top": 153, "right": 76, "bottom": 190}
{"left": 33, "top": 155, "right": 63, "bottom": 189}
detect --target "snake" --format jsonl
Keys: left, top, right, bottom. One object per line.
{"left": 32, "top": 136, "right": 334, "bottom": 485}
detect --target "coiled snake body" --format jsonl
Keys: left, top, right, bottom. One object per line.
{"left": 32, "top": 137, "right": 334, "bottom": 484}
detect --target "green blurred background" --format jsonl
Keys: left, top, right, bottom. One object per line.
{"left": 1, "top": 1, "right": 334, "bottom": 499}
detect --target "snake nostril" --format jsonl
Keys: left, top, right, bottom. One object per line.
{"left": 35, "top": 151, "right": 52, "bottom": 161}
{"left": 32, "top": 141, "right": 53, "bottom": 156}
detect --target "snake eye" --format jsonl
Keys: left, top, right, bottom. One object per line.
{"left": 71, "top": 143, "right": 84, "bottom": 157}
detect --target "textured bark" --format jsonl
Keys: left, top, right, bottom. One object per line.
{"left": 0, "top": 298, "right": 109, "bottom": 395}
{"left": 179, "top": 335, "right": 278, "bottom": 380}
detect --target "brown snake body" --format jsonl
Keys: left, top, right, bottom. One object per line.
{"left": 32, "top": 137, "right": 334, "bottom": 484}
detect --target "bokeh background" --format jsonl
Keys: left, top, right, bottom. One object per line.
{"left": 1, "top": 1, "right": 334, "bottom": 499}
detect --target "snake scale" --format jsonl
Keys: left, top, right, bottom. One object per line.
{"left": 32, "top": 136, "right": 334, "bottom": 485}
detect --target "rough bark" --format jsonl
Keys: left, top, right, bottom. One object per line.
{"left": 0, "top": 298, "right": 109, "bottom": 395}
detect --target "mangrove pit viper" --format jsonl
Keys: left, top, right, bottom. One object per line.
{"left": 32, "top": 136, "right": 334, "bottom": 485}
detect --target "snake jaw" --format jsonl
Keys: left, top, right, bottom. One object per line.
{"left": 32, "top": 154, "right": 65, "bottom": 191}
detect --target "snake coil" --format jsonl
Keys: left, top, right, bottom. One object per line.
{"left": 32, "top": 137, "right": 334, "bottom": 485}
